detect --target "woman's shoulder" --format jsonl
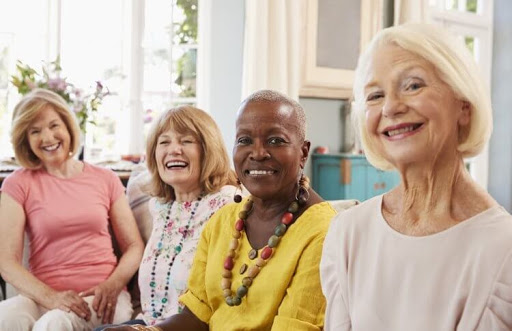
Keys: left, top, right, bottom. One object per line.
{"left": 2, "top": 167, "right": 41, "bottom": 187}
{"left": 327, "top": 195, "right": 383, "bottom": 233}
{"left": 202, "top": 198, "right": 240, "bottom": 229}
{"left": 82, "top": 162, "right": 116, "bottom": 177}
{"left": 207, "top": 185, "right": 237, "bottom": 201}
{"left": 292, "top": 202, "right": 336, "bottom": 238}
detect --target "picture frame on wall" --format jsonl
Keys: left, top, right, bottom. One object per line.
{"left": 299, "top": 0, "right": 384, "bottom": 100}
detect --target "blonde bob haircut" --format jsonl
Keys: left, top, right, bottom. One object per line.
{"left": 146, "top": 105, "right": 237, "bottom": 202}
{"left": 352, "top": 23, "right": 493, "bottom": 170}
{"left": 11, "top": 88, "right": 81, "bottom": 169}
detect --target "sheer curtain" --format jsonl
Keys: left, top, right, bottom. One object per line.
{"left": 394, "top": 0, "right": 428, "bottom": 24}
{"left": 241, "top": 0, "right": 305, "bottom": 100}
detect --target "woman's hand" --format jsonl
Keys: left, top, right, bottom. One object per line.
{"left": 47, "top": 290, "right": 91, "bottom": 321}
{"left": 79, "top": 278, "right": 123, "bottom": 324}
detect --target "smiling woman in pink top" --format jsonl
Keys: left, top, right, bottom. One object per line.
{"left": 0, "top": 88, "right": 144, "bottom": 330}
{"left": 320, "top": 24, "right": 512, "bottom": 330}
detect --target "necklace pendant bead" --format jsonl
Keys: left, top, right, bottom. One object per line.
{"left": 236, "top": 285, "right": 248, "bottom": 298}
{"left": 228, "top": 249, "right": 236, "bottom": 258}
{"left": 239, "top": 210, "right": 249, "bottom": 219}
{"left": 235, "top": 219, "right": 244, "bottom": 231}
{"left": 288, "top": 201, "right": 299, "bottom": 213}
{"left": 224, "top": 256, "right": 234, "bottom": 270}
{"left": 222, "top": 269, "right": 233, "bottom": 278}
{"left": 247, "top": 265, "right": 261, "bottom": 278}
{"left": 226, "top": 296, "right": 234, "bottom": 306}
{"left": 223, "top": 289, "right": 232, "bottom": 298}
{"left": 274, "top": 223, "right": 287, "bottom": 237}
{"left": 255, "top": 257, "right": 266, "bottom": 268}
{"left": 242, "top": 277, "right": 253, "bottom": 287}
{"left": 221, "top": 278, "right": 231, "bottom": 290}
{"left": 229, "top": 238, "right": 239, "bottom": 250}
{"left": 232, "top": 229, "right": 241, "bottom": 239}
{"left": 239, "top": 263, "right": 248, "bottom": 274}
{"left": 243, "top": 200, "right": 253, "bottom": 211}
{"left": 232, "top": 296, "right": 242, "bottom": 306}
{"left": 281, "top": 212, "right": 294, "bottom": 225}
{"left": 261, "top": 246, "right": 273, "bottom": 260}
{"left": 248, "top": 249, "right": 258, "bottom": 260}
{"left": 268, "top": 235, "right": 280, "bottom": 248}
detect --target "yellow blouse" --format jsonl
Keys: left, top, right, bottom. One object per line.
{"left": 180, "top": 199, "right": 336, "bottom": 330}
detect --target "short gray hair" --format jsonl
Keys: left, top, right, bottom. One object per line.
{"left": 241, "top": 89, "right": 307, "bottom": 141}
{"left": 353, "top": 23, "right": 492, "bottom": 170}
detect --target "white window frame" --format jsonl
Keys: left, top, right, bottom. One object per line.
{"left": 427, "top": 0, "right": 494, "bottom": 189}
{"left": 1, "top": 0, "right": 206, "bottom": 159}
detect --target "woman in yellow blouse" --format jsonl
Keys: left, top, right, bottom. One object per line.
{"left": 105, "top": 90, "right": 336, "bottom": 331}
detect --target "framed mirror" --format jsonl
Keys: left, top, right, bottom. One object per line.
{"left": 299, "top": 0, "right": 383, "bottom": 99}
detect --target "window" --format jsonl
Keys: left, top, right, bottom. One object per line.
{"left": 427, "top": 0, "right": 494, "bottom": 188}
{"left": 0, "top": 0, "right": 201, "bottom": 161}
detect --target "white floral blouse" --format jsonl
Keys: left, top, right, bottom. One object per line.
{"left": 138, "top": 185, "right": 236, "bottom": 325}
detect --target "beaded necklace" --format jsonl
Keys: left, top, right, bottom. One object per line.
{"left": 221, "top": 196, "right": 301, "bottom": 306}
{"left": 149, "top": 193, "right": 203, "bottom": 318}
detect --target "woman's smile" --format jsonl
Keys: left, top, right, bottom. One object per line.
{"left": 381, "top": 122, "right": 424, "bottom": 140}
{"left": 41, "top": 142, "right": 62, "bottom": 152}
{"left": 244, "top": 169, "right": 277, "bottom": 176}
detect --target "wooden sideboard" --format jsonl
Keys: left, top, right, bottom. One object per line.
{"left": 312, "top": 153, "right": 400, "bottom": 201}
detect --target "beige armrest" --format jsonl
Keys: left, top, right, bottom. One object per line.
{"left": 328, "top": 199, "right": 359, "bottom": 213}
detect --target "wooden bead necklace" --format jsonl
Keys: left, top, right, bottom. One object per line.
{"left": 221, "top": 197, "right": 302, "bottom": 306}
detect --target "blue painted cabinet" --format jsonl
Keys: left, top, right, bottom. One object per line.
{"left": 312, "top": 153, "right": 400, "bottom": 201}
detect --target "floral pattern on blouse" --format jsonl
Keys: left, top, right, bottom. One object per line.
{"left": 138, "top": 185, "right": 236, "bottom": 325}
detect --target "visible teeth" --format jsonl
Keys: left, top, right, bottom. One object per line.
{"left": 166, "top": 161, "right": 187, "bottom": 168}
{"left": 388, "top": 126, "right": 415, "bottom": 137}
{"left": 43, "top": 143, "right": 59, "bottom": 151}
{"left": 248, "top": 170, "right": 274, "bottom": 175}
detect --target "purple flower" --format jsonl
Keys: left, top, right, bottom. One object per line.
{"left": 144, "top": 115, "right": 153, "bottom": 124}
{"left": 73, "top": 88, "right": 83, "bottom": 98}
{"left": 47, "top": 77, "right": 67, "bottom": 91}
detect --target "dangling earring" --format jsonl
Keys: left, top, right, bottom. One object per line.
{"left": 295, "top": 173, "right": 310, "bottom": 206}
{"left": 234, "top": 178, "right": 243, "bottom": 203}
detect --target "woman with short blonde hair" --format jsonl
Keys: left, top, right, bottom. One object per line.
{"left": 0, "top": 88, "right": 144, "bottom": 330}
{"left": 321, "top": 23, "right": 512, "bottom": 330}
{"left": 11, "top": 88, "right": 81, "bottom": 169}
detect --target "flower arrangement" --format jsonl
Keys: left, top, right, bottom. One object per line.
{"left": 10, "top": 57, "right": 109, "bottom": 133}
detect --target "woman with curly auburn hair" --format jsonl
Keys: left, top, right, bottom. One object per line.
{"left": 95, "top": 105, "right": 239, "bottom": 330}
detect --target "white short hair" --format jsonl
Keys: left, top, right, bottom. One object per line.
{"left": 353, "top": 23, "right": 492, "bottom": 170}
{"left": 241, "top": 89, "right": 307, "bottom": 141}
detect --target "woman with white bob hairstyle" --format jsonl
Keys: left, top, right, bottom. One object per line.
{"left": 320, "top": 23, "right": 512, "bottom": 330}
